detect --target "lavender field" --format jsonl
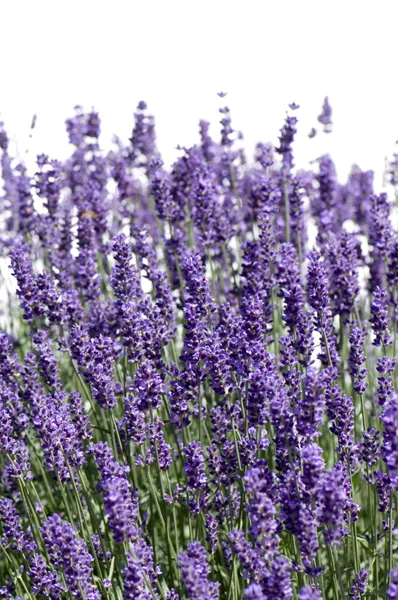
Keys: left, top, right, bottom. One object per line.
{"left": 0, "top": 98, "right": 397, "bottom": 599}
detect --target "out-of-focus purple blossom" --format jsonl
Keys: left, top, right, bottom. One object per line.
{"left": 40, "top": 513, "right": 100, "bottom": 600}
{"left": 370, "top": 286, "right": 393, "bottom": 347}
{"left": 129, "top": 101, "right": 157, "bottom": 167}
{"left": 317, "top": 97, "right": 333, "bottom": 133}
{"left": 66, "top": 106, "right": 100, "bottom": 146}
{"left": 178, "top": 542, "right": 220, "bottom": 600}
{"left": 299, "top": 586, "right": 323, "bottom": 600}
{"left": 199, "top": 120, "right": 217, "bottom": 162}
{"left": 349, "top": 568, "right": 369, "bottom": 600}
{"left": 219, "top": 106, "right": 234, "bottom": 148}
{"left": 312, "top": 155, "right": 339, "bottom": 243}
{"left": 380, "top": 395, "right": 398, "bottom": 485}
{"left": 276, "top": 108, "right": 298, "bottom": 173}
{"left": 387, "top": 568, "right": 398, "bottom": 599}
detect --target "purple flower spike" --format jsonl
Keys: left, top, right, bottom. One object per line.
{"left": 89, "top": 442, "right": 140, "bottom": 543}
{"left": 299, "top": 586, "right": 323, "bottom": 600}
{"left": 370, "top": 287, "right": 393, "bottom": 347}
{"left": 388, "top": 568, "right": 398, "bottom": 599}
{"left": 317, "top": 96, "right": 333, "bottom": 133}
{"left": 178, "top": 541, "right": 220, "bottom": 600}
{"left": 40, "top": 514, "right": 100, "bottom": 600}
{"left": 349, "top": 568, "right": 369, "bottom": 600}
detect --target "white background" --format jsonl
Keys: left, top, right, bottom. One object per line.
{"left": 1, "top": 0, "right": 398, "bottom": 188}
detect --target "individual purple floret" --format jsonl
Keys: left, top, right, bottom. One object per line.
{"left": 370, "top": 286, "right": 393, "bottom": 347}
{"left": 349, "top": 568, "right": 369, "bottom": 600}
{"left": 178, "top": 541, "right": 220, "bottom": 600}
{"left": 40, "top": 514, "right": 100, "bottom": 600}
{"left": 317, "top": 96, "right": 333, "bottom": 133}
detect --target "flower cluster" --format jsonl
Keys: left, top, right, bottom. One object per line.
{"left": 0, "top": 97, "right": 397, "bottom": 600}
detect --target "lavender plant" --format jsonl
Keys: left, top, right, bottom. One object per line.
{"left": 0, "top": 98, "right": 397, "bottom": 600}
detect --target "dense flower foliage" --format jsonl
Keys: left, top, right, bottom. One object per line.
{"left": 0, "top": 99, "right": 397, "bottom": 599}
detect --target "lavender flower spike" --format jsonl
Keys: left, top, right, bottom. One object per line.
{"left": 178, "top": 542, "right": 220, "bottom": 600}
